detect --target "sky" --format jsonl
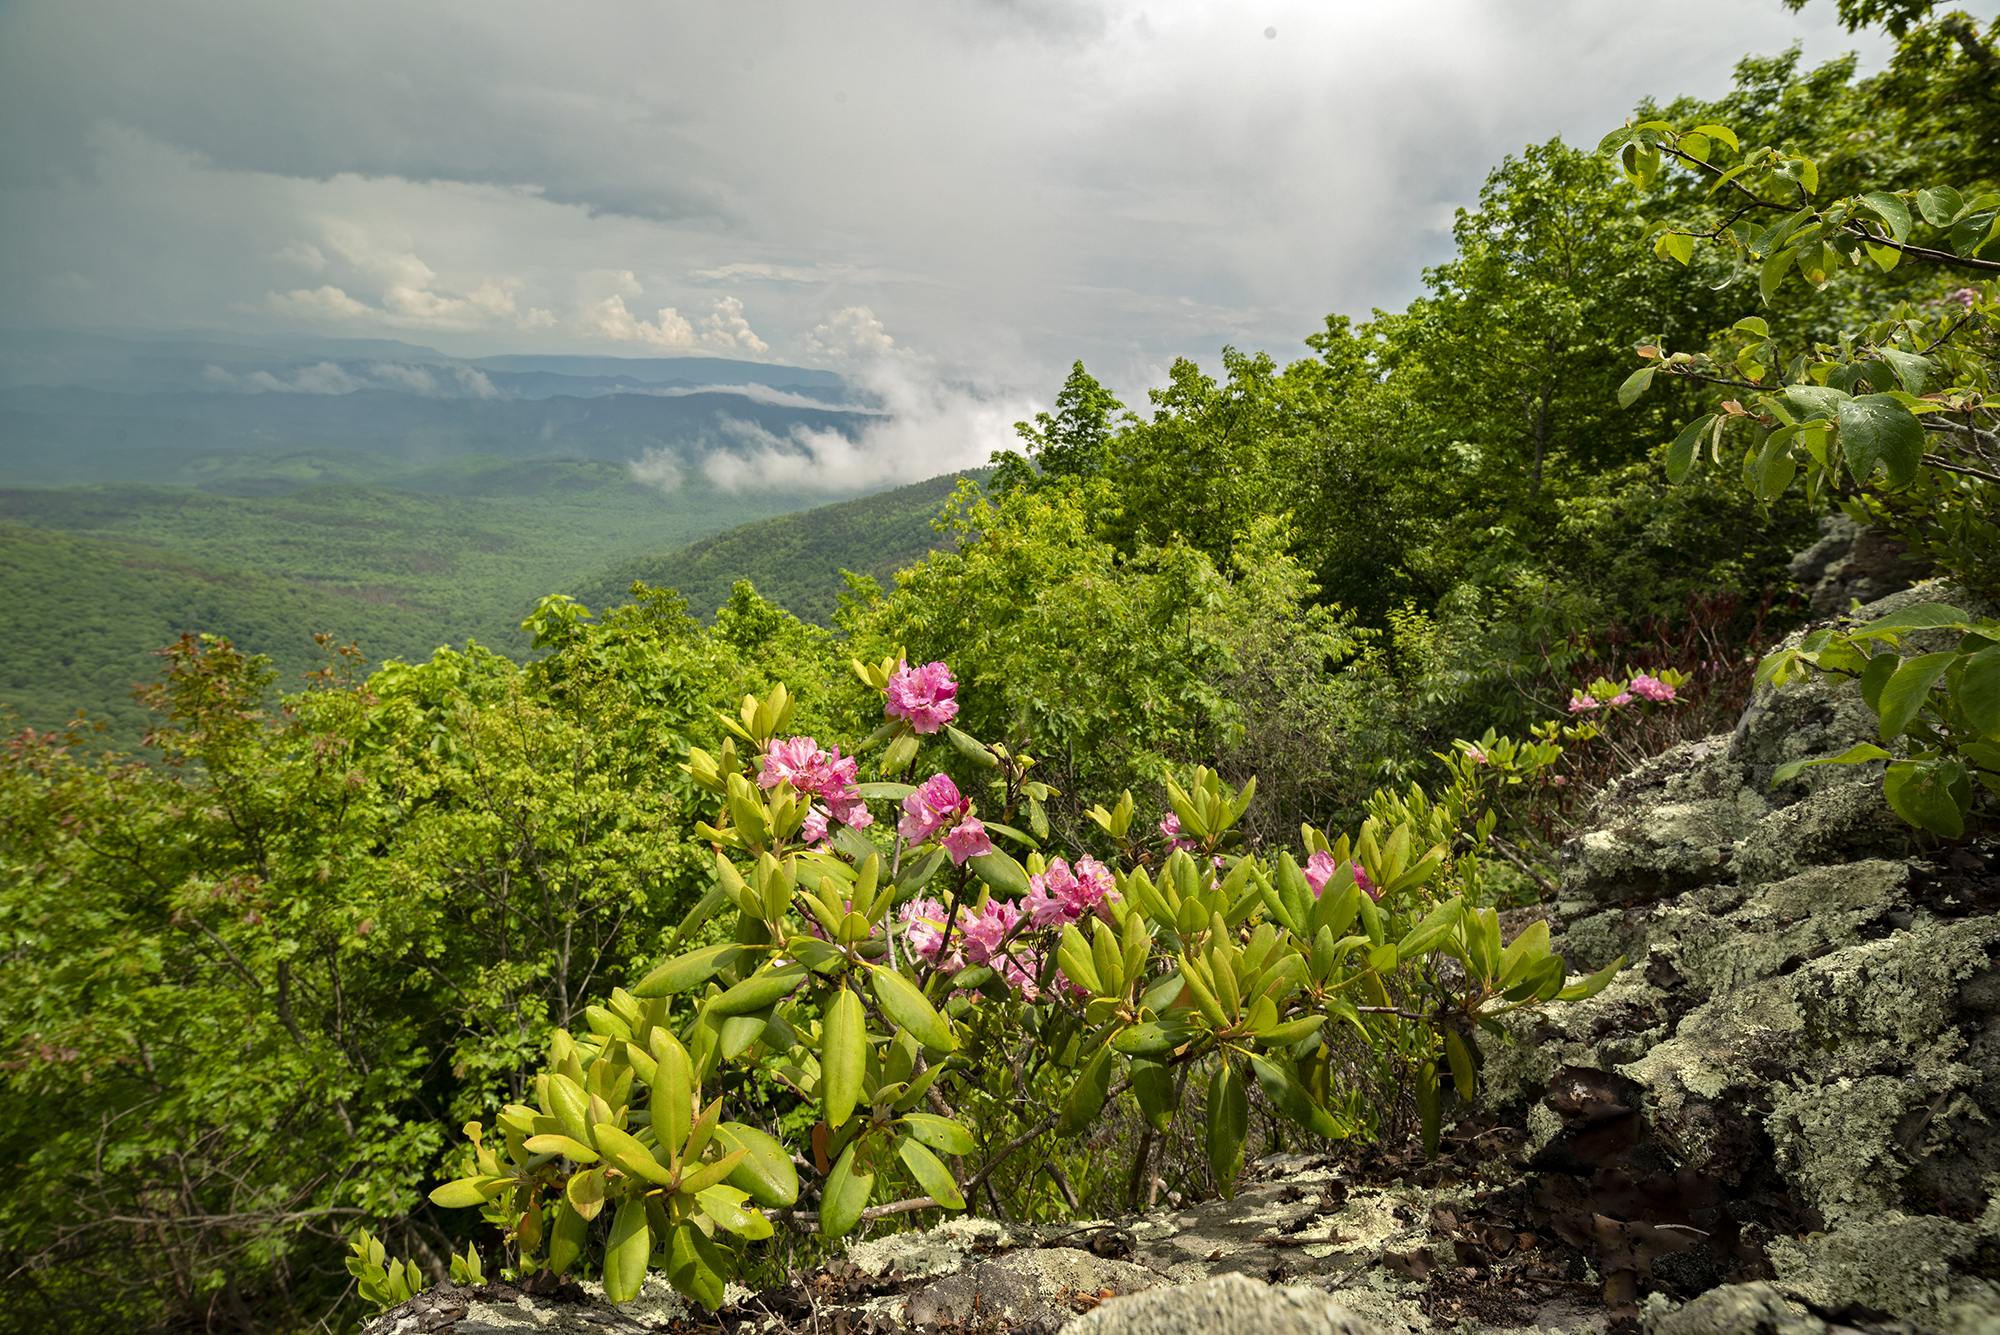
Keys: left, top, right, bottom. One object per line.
{"left": 0, "top": 0, "right": 1913, "bottom": 483}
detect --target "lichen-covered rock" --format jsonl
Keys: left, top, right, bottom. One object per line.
{"left": 1480, "top": 580, "right": 2000, "bottom": 1332}
{"left": 1064, "top": 1272, "right": 1384, "bottom": 1335}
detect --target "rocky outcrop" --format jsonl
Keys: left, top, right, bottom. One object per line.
{"left": 366, "top": 581, "right": 2000, "bottom": 1335}
{"left": 1787, "top": 514, "right": 1928, "bottom": 617}
{"left": 1482, "top": 582, "right": 2000, "bottom": 1334}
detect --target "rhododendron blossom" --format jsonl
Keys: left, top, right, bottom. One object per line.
{"left": 899, "top": 896, "right": 1045, "bottom": 997}
{"left": 1627, "top": 673, "right": 1676, "bottom": 703}
{"left": 1609, "top": 692, "right": 1634, "bottom": 707}
{"left": 1160, "top": 812, "right": 1196, "bottom": 852}
{"left": 1024, "top": 856, "right": 1117, "bottom": 928}
{"left": 1303, "top": 850, "right": 1377, "bottom": 900}
{"left": 899, "top": 773, "right": 967, "bottom": 842}
{"left": 760, "top": 736, "right": 873, "bottom": 831}
{"left": 885, "top": 660, "right": 960, "bottom": 734}
{"left": 941, "top": 816, "right": 994, "bottom": 865}
{"left": 1567, "top": 694, "right": 1600, "bottom": 713}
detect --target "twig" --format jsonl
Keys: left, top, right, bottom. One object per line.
{"left": 775, "top": 1195, "right": 941, "bottom": 1234}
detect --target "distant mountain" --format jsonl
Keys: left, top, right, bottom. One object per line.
{"left": 568, "top": 469, "right": 989, "bottom": 624}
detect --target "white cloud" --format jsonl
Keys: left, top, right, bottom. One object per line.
{"left": 799, "top": 305, "right": 898, "bottom": 361}
{"left": 367, "top": 361, "right": 438, "bottom": 393}
{"left": 698, "top": 295, "right": 768, "bottom": 356}
{"left": 701, "top": 362, "right": 1028, "bottom": 493}
{"left": 627, "top": 445, "right": 685, "bottom": 493}
{"left": 454, "top": 366, "right": 501, "bottom": 397}
{"left": 577, "top": 294, "right": 695, "bottom": 348}
{"left": 201, "top": 360, "right": 364, "bottom": 393}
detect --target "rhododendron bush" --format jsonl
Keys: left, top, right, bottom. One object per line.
{"left": 423, "top": 661, "right": 1622, "bottom": 1308}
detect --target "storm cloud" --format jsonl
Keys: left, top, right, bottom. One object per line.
{"left": 0, "top": 0, "right": 1897, "bottom": 406}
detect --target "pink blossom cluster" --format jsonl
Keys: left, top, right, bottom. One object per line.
{"left": 1627, "top": 674, "right": 1676, "bottom": 703}
{"left": 1023, "top": 856, "right": 1118, "bottom": 929}
{"left": 759, "top": 736, "right": 873, "bottom": 844}
{"left": 898, "top": 773, "right": 994, "bottom": 865}
{"left": 1159, "top": 812, "right": 1196, "bottom": 852}
{"left": 1304, "top": 850, "right": 1378, "bottom": 901}
{"left": 900, "top": 896, "right": 1044, "bottom": 997}
{"left": 885, "top": 660, "right": 960, "bottom": 734}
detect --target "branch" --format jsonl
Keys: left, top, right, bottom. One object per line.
{"left": 1940, "top": 14, "right": 2000, "bottom": 75}
{"left": 1484, "top": 834, "right": 1557, "bottom": 897}
{"left": 774, "top": 1195, "right": 940, "bottom": 1234}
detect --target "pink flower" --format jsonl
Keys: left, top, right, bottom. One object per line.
{"left": 1567, "top": 694, "right": 1600, "bottom": 714}
{"left": 762, "top": 737, "right": 873, "bottom": 834}
{"left": 899, "top": 897, "right": 958, "bottom": 970}
{"left": 885, "top": 660, "right": 960, "bottom": 734}
{"left": 1609, "top": 692, "right": 1634, "bottom": 707}
{"left": 1467, "top": 748, "right": 1487, "bottom": 764}
{"left": 942, "top": 816, "right": 993, "bottom": 866}
{"left": 1159, "top": 812, "right": 1196, "bottom": 853}
{"left": 1627, "top": 674, "right": 1676, "bottom": 703}
{"left": 1303, "top": 851, "right": 1377, "bottom": 900}
{"left": 1025, "top": 856, "right": 1118, "bottom": 928}
{"left": 800, "top": 805, "right": 830, "bottom": 845}
{"left": 899, "top": 773, "right": 967, "bottom": 843}
{"left": 958, "top": 898, "right": 1021, "bottom": 965}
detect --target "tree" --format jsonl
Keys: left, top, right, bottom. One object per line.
{"left": 990, "top": 361, "right": 1128, "bottom": 494}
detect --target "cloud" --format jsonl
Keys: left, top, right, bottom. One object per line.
{"left": 577, "top": 294, "right": 696, "bottom": 348}
{"left": 367, "top": 362, "right": 438, "bottom": 394}
{"left": 0, "top": 0, "right": 1900, "bottom": 398}
{"left": 799, "top": 306, "right": 898, "bottom": 361}
{"left": 698, "top": 296, "right": 769, "bottom": 356}
{"left": 627, "top": 445, "right": 685, "bottom": 493}
{"left": 202, "top": 360, "right": 364, "bottom": 394}
{"left": 700, "top": 362, "right": 1028, "bottom": 493}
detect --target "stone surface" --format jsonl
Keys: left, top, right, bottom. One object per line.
{"left": 1064, "top": 1272, "right": 1382, "bottom": 1335}
{"left": 1788, "top": 514, "right": 1928, "bottom": 617}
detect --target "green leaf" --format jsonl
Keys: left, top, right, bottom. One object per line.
{"left": 968, "top": 848, "right": 1032, "bottom": 898}
{"left": 714, "top": 1122, "right": 799, "bottom": 1208}
{"left": 1254, "top": 1014, "right": 1327, "bottom": 1048}
{"left": 1693, "top": 123, "right": 1739, "bottom": 152}
{"left": 601, "top": 1197, "right": 651, "bottom": 1304}
{"left": 1860, "top": 191, "right": 1911, "bottom": 243}
{"left": 1917, "top": 185, "right": 1963, "bottom": 228}
{"left": 1876, "top": 348, "right": 1933, "bottom": 395}
{"left": 1759, "top": 246, "right": 1795, "bottom": 303}
{"left": 822, "top": 987, "right": 865, "bottom": 1129}
{"left": 548, "top": 1200, "right": 589, "bottom": 1275}
{"left": 1114, "top": 1019, "right": 1196, "bottom": 1056}
{"left": 1396, "top": 896, "right": 1464, "bottom": 959}
{"left": 870, "top": 965, "right": 957, "bottom": 1052}
{"left": 1957, "top": 644, "right": 2000, "bottom": 739}
{"left": 1131, "top": 1056, "right": 1177, "bottom": 1132}
{"left": 1556, "top": 956, "right": 1625, "bottom": 1001}
{"left": 1862, "top": 603, "right": 1971, "bottom": 634}
{"left": 1877, "top": 651, "right": 1956, "bottom": 740}
{"left": 712, "top": 963, "right": 807, "bottom": 1016}
{"left": 429, "top": 1176, "right": 508, "bottom": 1209}
{"left": 1249, "top": 1053, "right": 1342, "bottom": 1139}
{"left": 1444, "top": 1030, "right": 1477, "bottom": 1101}
{"left": 665, "top": 1221, "right": 728, "bottom": 1311}
{"left": 1205, "top": 1060, "right": 1248, "bottom": 1197}
{"left": 819, "top": 1143, "right": 875, "bottom": 1238}
{"left": 1884, "top": 760, "right": 1967, "bottom": 838}
{"left": 1061, "top": 1043, "right": 1114, "bottom": 1133}
{"left": 1783, "top": 385, "right": 1850, "bottom": 421}
{"left": 854, "top": 782, "right": 916, "bottom": 800}
{"left": 1952, "top": 208, "right": 1999, "bottom": 259}
{"left": 1772, "top": 742, "right": 1894, "bottom": 785}
{"left": 698, "top": 1184, "right": 775, "bottom": 1240}
{"left": 593, "top": 1124, "right": 675, "bottom": 1186}
{"left": 1618, "top": 366, "right": 1655, "bottom": 407}
{"left": 901, "top": 1112, "right": 976, "bottom": 1156}
{"left": 631, "top": 943, "right": 744, "bottom": 998}
{"left": 897, "top": 1138, "right": 967, "bottom": 1210}
{"left": 943, "top": 725, "right": 999, "bottom": 769}
{"left": 1838, "top": 394, "right": 1925, "bottom": 488}
{"left": 1665, "top": 414, "right": 1717, "bottom": 483}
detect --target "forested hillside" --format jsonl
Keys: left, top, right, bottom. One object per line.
{"left": 567, "top": 469, "right": 989, "bottom": 625}
{"left": 3, "top": 10, "right": 1997, "bottom": 1333}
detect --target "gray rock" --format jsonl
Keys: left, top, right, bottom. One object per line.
{"left": 1787, "top": 513, "right": 1927, "bottom": 617}
{"left": 1641, "top": 1282, "right": 1825, "bottom": 1335}
{"left": 1063, "top": 1272, "right": 1383, "bottom": 1335}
